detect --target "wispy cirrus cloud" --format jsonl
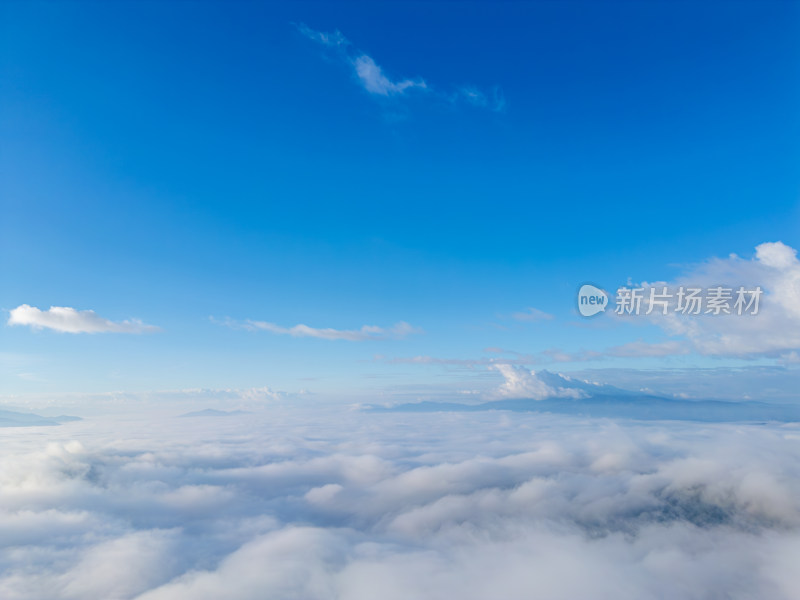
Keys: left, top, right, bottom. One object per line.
{"left": 248, "top": 320, "right": 419, "bottom": 341}
{"left": 511, "top": 307, "right": 554, "bottom": 322}
{"left": 7, "top": 305, "right": 159, "bottom": 334}
{"left": 352, "top": 54, "right": 427, "bottom": 96}
{"left": 297, "top": 23, "right": 504, "bottom": 111}
{"left": 217, "top": 316, "right": 421, "bottom": 342}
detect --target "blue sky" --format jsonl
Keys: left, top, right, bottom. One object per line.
{"left": 1, "top": 1, "right": 799, "bottom": 401}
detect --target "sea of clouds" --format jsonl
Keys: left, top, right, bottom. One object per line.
{"left": 1, "top": 407, "right": 799, "bottom": 599}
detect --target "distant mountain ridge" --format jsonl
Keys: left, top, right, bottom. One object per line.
{"left": 369, "top": 372, "right": 800, "bottom": 423}
{"left": 0, "top": 409, "right": 82, "bottom": 427}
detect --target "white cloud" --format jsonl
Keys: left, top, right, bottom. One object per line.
{"left": 297, "top": 24, "right": 427, "bottom": 100}
{"left": 60, "top": 531, "right": 180, "bottom": 600}
{"left": 492, "top": 364, "right": 587, "bottom": 400}
{"left": 352, "top": 55, "right": 426, "bottom": 96}
{"left": 295, "top": 24, "right": 348, "bottom": 48}
{"left": 627, "top": 241, "right": 800, "bottom": 357}
{"left": 7, "top": 305, "right": 159, "bottom": 334}
{"left": 0, "top": 408, "right": 799, "bottom": 599}
{"left": 237, "top": 319, "right": 420, "bottom": 341}
{"left": 297, "top": 24, "right": 502, "bottom": 111}
{"left": 757, "top": 241, "right": 799, "bottom": 270}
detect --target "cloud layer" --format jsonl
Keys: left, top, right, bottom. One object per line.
{"left": 1, "top": 408, "right": 799, "bottom": 599}
{"left": 7, "top": 305, "right": 159, "bottom": 334}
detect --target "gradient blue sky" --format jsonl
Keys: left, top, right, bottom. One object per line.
{"left": 1, "top": 1, "right": 799, "bottom": 401}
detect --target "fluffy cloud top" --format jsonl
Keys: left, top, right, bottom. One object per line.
{"left": 0, "top": 408, "right": 799, "bottom": 599}
{"left": 492, "top": 364, "right": 587, "bottom": 400}
{"left": 7, "top": 305, "right": 159, "bottom": 334}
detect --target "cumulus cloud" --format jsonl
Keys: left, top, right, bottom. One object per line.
{"left": 225, "top": 318, "right": 420, "bottom": 341}
{"left": 297, "top": 24, "right": 503, "bottom": 111}
{"left": 0, "top": 408, "right": 799, "bottom": 599}
{"left": 625, "top": 241, "right": 800, "bottom": 357}
{"left": 491, "top": 364, "right": 587, "bottom": 400}
{"left": 7, "top": 305, "right": 159, "bottom": 334}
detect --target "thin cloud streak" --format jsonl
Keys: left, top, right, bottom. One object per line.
{"left": 511, "top": 307, "right": 554, "bottom": 322}
{"left": 218, "top": 317, "right": 421, "bottom": 341}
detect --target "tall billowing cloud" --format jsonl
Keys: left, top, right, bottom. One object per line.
{"left": 297, "top": 24, "right": 504, "bottom": 111}
{"left": 7, "top": 305, "right": 159, "bottom": 334}
{"left": 492, "top": 364, "right": 586, "bottom": 399}
{"left": 0, "top": 408, "right": 798, "bottom": 599}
